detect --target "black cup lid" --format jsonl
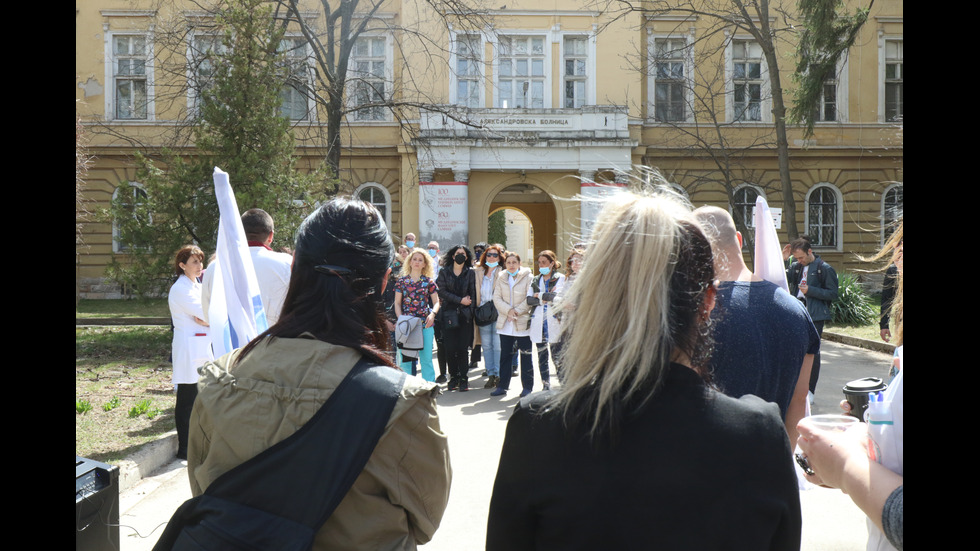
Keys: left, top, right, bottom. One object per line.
{"left": 842, "top": 376, "right": 887, "bottom": 393}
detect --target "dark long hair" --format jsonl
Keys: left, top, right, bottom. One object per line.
{"left": 236, "top": 197, "right": 395, "bottom": 367}
{"left": 440, "top": 244, "right": 473, "bottom": 271}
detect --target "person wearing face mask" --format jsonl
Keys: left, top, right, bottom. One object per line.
{"left": 491, "top": 251, "right": 535, "bottom": 397}
{"left": 527, "top": 250, "right": 565, "bottom": 391}
{"left": 404, "top": 232, "right": 417, "bottom": 250}
{"left": 436, "top": 245, "right": 477, "bottom": 391}
{"left": 475, "top": 244, "right": 505, "bottom": 388}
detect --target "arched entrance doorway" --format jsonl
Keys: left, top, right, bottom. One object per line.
{"left": 489, "top": 183, "right": 557, "bottom": 266}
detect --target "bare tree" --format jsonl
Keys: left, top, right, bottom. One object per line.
{"left": 599, "top": 0, "right": 803, "bottom": 239}
{"left": 77, "top": 107, "right": 92, "bottom": 305}
{"left": 277, "top": 0, "right": 494, "bottom": 176}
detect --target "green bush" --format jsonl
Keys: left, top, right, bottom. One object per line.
{"left": 831, "top": 272, "right": 877, "bottom": 325}
{"left": 76, "top": 399, "right": 93, "bottom": 415}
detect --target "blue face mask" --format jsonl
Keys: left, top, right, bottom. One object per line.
{"left": 428, "top": 249, "right": 437, "bottom": 257}
{"left": 539, "top": 267, "right": 551, "bottom": 275}
{"left": 508, "top": 269, "right": 519, "bottom": 277}
{"left": 405, "top": 240, "right": 415, "bottom": 248}
{"left": 486, "top": 261, "right": 499, "bottom": 268}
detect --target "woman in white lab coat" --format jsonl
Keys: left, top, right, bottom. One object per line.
{"left": 168, "top": 244, "right": 212, "bottom": 459}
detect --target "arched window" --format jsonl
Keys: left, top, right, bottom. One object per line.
{"left": 731, "top": 184, "right": 765, "bottom": 230}
{"left": 882, "top": 183, "right": 903, "bottom": 242}
{"left": 112, "top": 183, "right": 149, "bottom": 253}
{"left": 355, "top": 183, "right": 391, "bottom": 228}
{"left": 805, "top": 183, "right": 841, "bottom": 249}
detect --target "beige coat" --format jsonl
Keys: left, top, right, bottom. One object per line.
{"left": 473, "top": 264, "right": 502, "bottom": 345}
{"left": 188, "top": 336, "right": 452, "bottom": 550}
{"left": 492, "top": 267, "right": 534, "bottom": 333}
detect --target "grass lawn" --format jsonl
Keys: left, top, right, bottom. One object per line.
{"left": 76, "top": 298, "right": 170, "bottom": 318}
{"left": 75, "top": 326, "right": 176, "bottom": 464}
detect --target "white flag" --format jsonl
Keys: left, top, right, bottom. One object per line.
{"left": 753, "top": 196, "right": 789, "bottom": 294}
{"left": 208, "top": 167, "right": 269, "bottom": 358}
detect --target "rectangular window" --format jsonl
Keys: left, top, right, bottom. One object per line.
{"left": 455, "top": 35, "right": 482, "bottom": 108}
{"left": 815, "top": 76, "right": 838, "bottom": 122}
{"left": 112, "top": 35, "right": 149, "bottom": 119}
{"left": 280, "top": 37, "right": 312, "bottom": 120}
{"left": 652, "top": 37, "right": 688, "bottom": 122}
{"left": 350, "top": 36, "right": 387, "bottom": 121}
{"left": 884, "top": 39, "right": 903, "bottom": 121}
{"left": 188, "top": 34, "right": 224, "bottom": 114}
{"left": 497, "top": 36, "right": 546, "bottom": 108}
{"left": 563, "top": 37, "right": 588, "bottom": 108}
{"left": 732, "top": 40, "right": 764, "bottom": 122}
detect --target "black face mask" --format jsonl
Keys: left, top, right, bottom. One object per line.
{"left": 454, "top": 253, "right": 467, "bottom": 265}
{"left": 474, "top": 250, "right": 485, "bottom": 260}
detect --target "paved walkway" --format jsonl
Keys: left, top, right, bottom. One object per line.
{"left": 111, "top": 339, "right": 894, "bottom": 550}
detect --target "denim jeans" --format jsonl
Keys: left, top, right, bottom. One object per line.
{"left": 497, "top": 334, "right": 533, "bottom": 392}
{"left": 478, "top": 322, "right": 501, "bottom": 377}
{"left": 400, "top": 325, "right": 435, "bottom": 382}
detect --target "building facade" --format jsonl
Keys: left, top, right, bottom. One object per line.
{"left": 76, "top": 0, "right": 902, "bottom": 296}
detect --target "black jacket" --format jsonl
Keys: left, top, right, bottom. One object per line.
{"left": 487, "top": 363, "right": 801, "bottom": 550}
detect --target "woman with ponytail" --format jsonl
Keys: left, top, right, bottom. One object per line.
{"left": 187, "top": 197, "right": 451, "bottom": 550}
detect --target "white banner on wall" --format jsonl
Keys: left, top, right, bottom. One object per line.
{"left": 419, "top": 181, "right": 469, "bottom": 250}
{"left": 579, "top": 181, "right": 627, "bottom": 241}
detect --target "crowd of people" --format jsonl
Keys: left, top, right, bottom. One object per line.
{"left": 383, "top": 235, "right": 583, "bottom": 399}
{"left": 161, "top": 191, "right": 901, "bottom": 550}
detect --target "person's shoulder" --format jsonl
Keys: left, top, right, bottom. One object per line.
{"left": 253, "top": 248, "right": 293, "bottom": 269}
{"left": 708, "top": 389, "right": 785, "bottom": 435}
{"left": 510, "top": 391, "right": 562, "bottom": 430}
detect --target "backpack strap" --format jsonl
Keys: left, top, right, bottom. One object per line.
{"left": 154, "top": 357, "right": 406, "bottom": 551}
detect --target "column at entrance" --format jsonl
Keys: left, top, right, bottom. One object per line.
{"left": 579, "top": 170, "right": 629, "bottom": 240}
{"left": 419, "top": 170, "right": 470, "bottom": 249}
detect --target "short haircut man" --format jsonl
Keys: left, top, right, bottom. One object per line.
{"left": 694, "top": 206, "right": 820, "bottom": 444}
{"left": 203, "top": 208, "right": 294, "bottom": 327}
{"left": 241, "top": 208, "right": 275, "bottom": 243}
{"left": 786, "top": 235, "right": 838, "bottom": 396}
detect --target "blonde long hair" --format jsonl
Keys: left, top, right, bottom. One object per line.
{"left": 399, "top": 248, "right": 436, "bottom": 279}
{"left": 552, "top": 189, "right": 715, "bottom": 441}
{"left": 866, "top": 222, "right": 903, "bottom": 345}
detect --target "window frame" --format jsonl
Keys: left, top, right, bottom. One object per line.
{"left": 727, "top": 38, "right": 770, "bottom": 123}
{"left": 105, "top": 31, "right": 154, "bottom": 121}
{"left": 112, "top": 183, "right": 150, "bottom": 253}
{"left": 881, "top": 182, "right": 903, "bottom": 243}
{"left": 880, "top": 37, "right": 903, "bottom": 122}
{"left": 562, "top": 34, "right": 594, "bottom": 109}
{"left": 278, "top": 35, "right": 316, "bottom": 121}
{"left": 730, "top": 183, "right": 766, "bottom": 231}
{"left": 492, "top": 32, "right": 552, "bottom": 109}
{"left": 186, "top": 32, "right": 226, "bottom": 117}
{"left": 355, "top": 182, "right": 391, "bottom": 229}
{"left": 804, "top": 183, "right": 843, "bottom": 250}
{"left": 648, "top": 34, "right": 693, "bottom": 123}
{"left": 450, "top": 32, "right": 485, "bottom": 108}
{"left": 814, "top": 55, "right": 849, "bottom": 124}
{"left": 347, "top": 33, "right": 393, "bottom": 123}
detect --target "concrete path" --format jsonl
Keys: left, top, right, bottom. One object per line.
{"left": 112, "top": 340, "right": 894, "bottom": 550}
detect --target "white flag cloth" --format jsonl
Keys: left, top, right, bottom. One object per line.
{"left": 208, "top": 167, "right": 269, "bottom": 358}
{"left": 753, "top": 196, "right": 789, "bottom": 294}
